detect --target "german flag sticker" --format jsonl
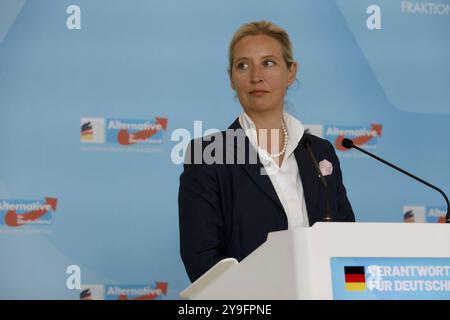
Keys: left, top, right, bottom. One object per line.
{"left": 344, "top": 266, "right": 366, "bottom": 291}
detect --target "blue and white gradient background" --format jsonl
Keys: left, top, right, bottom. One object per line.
{"left": 0, "top": 0, "right": 449, "bottom": 299}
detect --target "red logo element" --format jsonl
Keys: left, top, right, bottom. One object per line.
{"left": 117, "top": 117, "right": 168, "bottom": 146}
{"left": 4, "top": 197, "right": 58, "bottom": 227}
{"left": 118, "top": 282, "right": 168, "bottom": 300}
{"left": 336, "top": 124, "right": 382, "bottom": 151}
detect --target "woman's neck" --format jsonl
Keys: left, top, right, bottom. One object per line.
{"left": 244, "top": 109, "right": 284, "bottom": 131}
{"left": 244, "top": 108, "right": 286, "bottom": 166}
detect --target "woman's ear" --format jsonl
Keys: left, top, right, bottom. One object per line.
{"left": 287, "top": 62, "right": 298, "bottom": 86}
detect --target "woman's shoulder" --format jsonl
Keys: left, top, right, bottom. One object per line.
{"left": 184, "top": 129, "right": 237, "bottom": 166}
{"left": 300, "top": 131, "right": 339, "bottom": 159}
{"left": 303, "top": 131, "right": 332, "bottom": 147}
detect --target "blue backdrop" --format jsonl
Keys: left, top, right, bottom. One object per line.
{"left": 0, "top": 0, "right": 449, "bottom": 299}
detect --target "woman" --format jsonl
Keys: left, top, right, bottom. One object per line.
{"left": 179, "top": 21, "right": 355, "bottom": 282}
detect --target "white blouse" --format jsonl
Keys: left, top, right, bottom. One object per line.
{"left": 238, "top": 111, "right": 310, "bottom": 229}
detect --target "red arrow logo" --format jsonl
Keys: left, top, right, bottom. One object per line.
{"left": 4, "top": 197, "right": 58, "bottom": 227}
{"left": 336, "top": 124, "right": 382, "bottom": 151}
{"left": 117, "top": 282, "right": 168, "bottom": 300}
{"left": 117, "top": 117, "right": 168, "bottom": 146}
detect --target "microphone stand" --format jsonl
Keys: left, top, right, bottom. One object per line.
{"left": 342, "top": 138, "right": 450, "bottom": 224}
{"left": 303, "top": 140, "right": 333, "bottom": 222}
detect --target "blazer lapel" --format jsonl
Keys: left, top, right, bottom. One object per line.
{"left": 228, "top": 118, "right": 284, "bottom": 210}
{"left": 293, "top": 138, "right": 320, "bottom": 223}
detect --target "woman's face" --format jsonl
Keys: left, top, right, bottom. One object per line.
{"left": 230, "top": 34, "right": 297, "bottom": 115}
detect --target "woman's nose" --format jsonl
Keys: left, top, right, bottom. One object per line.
{"left": 250, "top": 65, "right": 263, "bottom": 83}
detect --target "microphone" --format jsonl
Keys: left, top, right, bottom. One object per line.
{"left": 302, "top": 137, "right": 333, "bottom": 222}
{"left": 341, "top": 138, "right": 450, "bottom": 224}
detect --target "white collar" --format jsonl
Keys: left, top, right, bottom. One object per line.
{"left": 238, "top": 111, "right": 304, "bottom": 160}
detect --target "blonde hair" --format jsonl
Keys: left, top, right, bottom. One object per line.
{"left": 228, "top": 21, "right": 295, "bottom": 76}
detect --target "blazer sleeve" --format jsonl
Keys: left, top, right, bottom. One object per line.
{"left": 325, "top": 139, "right": 356, "bottom": 222}
{"left": 178, "top": 140, "right": 227, "bottom": 282}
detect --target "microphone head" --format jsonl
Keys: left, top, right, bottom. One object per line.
{"left": 341, "top": 138, "right": 354, "bottom": 149}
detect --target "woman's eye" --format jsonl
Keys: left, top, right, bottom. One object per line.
{"left": 236, "top": 62, "right": 249, "bottom": 70}
{"left": 263, "top": 60, "right": 275, "bottom": 67}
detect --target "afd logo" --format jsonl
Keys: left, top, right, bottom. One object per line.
{"left": 0, "top": 198, "right": 58, "bottom": 227}
{"left": 81, "top": 117, "right": 168, "bottom": 145}
{"left": 403, "top": 206, "right": 446, "bottom": 223}
{"left": 304, "top": 124, "right": 382, "bottom": 151}
{"left": 325, "top": 124, "right": 382, "bottom": 151}
{"left": 81, "top": 282, "right": 168, "bottom": 300}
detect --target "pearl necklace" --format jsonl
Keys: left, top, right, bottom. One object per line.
{"left": 268, "top": 120, "right": 288, "bottom": 158}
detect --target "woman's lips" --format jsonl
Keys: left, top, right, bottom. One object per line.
{"left": 249, "top": 90, "right": 269, "bottom": 97}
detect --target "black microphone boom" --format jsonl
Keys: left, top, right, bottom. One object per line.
{"left": 341, "top": 138, "right": 450, "bottom": 223}
{"left": 302, "top": 138, "right": 333, "bottom": 222}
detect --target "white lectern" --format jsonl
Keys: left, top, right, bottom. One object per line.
{"left": 181, "top": 222, "right": 450, "bottom": 300}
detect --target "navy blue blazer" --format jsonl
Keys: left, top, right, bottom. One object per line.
{"left": 178, "top": 118, "right": 355, "bottom": 282}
